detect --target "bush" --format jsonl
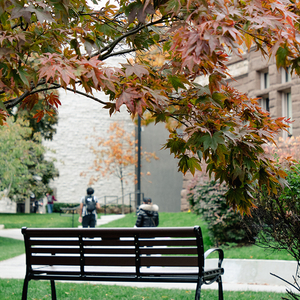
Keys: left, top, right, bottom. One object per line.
{"left": 188, "top": 180, "right": 255, "bottom": 245}
{"left": 53, "top": 203, "right": 80, "bottom": 213}
{"left": 100, "top": 204, "right": 132, "bottom": 214}
{"left": 53, "top": 203, "right": 133, "bottom": 214}
{"left": 246, "top": 163, "right": 300, "bottom": 263}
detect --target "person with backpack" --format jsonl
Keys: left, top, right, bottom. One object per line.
{"left": 135, "top": 197, "right": 159, "bottom": 227}
{"left": 79, "top": 187, "right": 100, "bottom": 228}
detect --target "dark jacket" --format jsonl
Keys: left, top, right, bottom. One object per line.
{"left": 135, "top": 204, "right": 159, "bottom": 227}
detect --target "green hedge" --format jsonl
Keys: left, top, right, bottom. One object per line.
{"left": 54, "top": 203, "right": 133, "bottom": 214}
{"left": 188, "top": 180, "right": 255, "bottom": 245}
{"left": 53, "top": 203, "right": 80, "bottom": 213}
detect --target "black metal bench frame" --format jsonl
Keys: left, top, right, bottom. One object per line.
{"left": 21, "top": 226, "right": 224, "bottom": 300}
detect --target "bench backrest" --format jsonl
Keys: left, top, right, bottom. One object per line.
{"left": 22, "top": 226, "right": 204, "bottom": 275}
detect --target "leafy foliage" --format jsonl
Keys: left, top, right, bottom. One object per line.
{"left": 188, "top": 179, "right": 255, "bottom": 245}
{"left": 0, "top": 117, "right": 58, "bottom": 201}
{"left": 246, "top": 164, "right": 300, "bottom": 263}
{"left": 1, "top": 0, "right": 300, "bottom": 212}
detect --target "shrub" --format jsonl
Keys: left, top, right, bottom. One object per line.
{"left": 53, "top": 203, "right": 79, "bottom": 213}
{"left": 188, "top": 180, "right": 254, "bottom": 245}
{"left": 53, "top": 203, "right": 133, "bottom": 214}
{"left": 246, "top": 163, "right": 300, "bottom": 263}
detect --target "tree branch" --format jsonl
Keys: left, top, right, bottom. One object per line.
{"left": 51, "top": 83, "right": 109, "bottom": 106}
{"left": 4, "top": 80, "right": 110, "bottom": 109}
{"left": 95, "top": 17, "right": 170, "bottom": 61}
{"left": 4, "top": 79, "right": 47, "bottom": 109}
{"left": 100, "top": 47, "right": 137, "bottom": 60}
{"left": 4, "top": 90, "right": 31, "bottom": 109}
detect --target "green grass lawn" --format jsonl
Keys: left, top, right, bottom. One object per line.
{"left": 0, "top": 237, "right": 24, "bottom": 261}
{"left": 0, "top": 212, "right": 81, "bottom": 229}
{"left": 99, "top": 212, "right": 294, "bottom": 261}
{"left": 0, "top": 211, "right": 294, "bottom": 262}
{"left": 0, "top": 279, "right": 287, "bottom": 299}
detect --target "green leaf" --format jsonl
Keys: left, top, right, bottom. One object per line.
{"left": 155, "top": 113, "right": 166, "bottom": 123}
{"left": 178, "top": 155, "right": 189, "bottom": 174}
{"left": 212, "top": 92, "right": 226, "bottom": 108}
{"left": 168, "top": 75, "right": 186, "bottom": 92}
{"left": 187, "top": 157, "right": 202, "bottom": 175}
{"left": 0, "top": 101, "right": 7, "bottom": 112}
{"left": 200, "top": 132, "right": 225, "bottom": 152}
{"left": 276, "top": 45, "right": 289, "bottom": 69}
{"left": 18, "top": 67, "right": 30, "bottom": 88}
{"left": 195, "top": 94, "right": 211, "bottom": 105}
{"left": 197, "top": 150, "right": 203, "bottom": 160}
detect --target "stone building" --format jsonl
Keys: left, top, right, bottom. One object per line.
{"left": 180, "top": 48, "right": 300, "bottom": 211}
{"left": 43, "top": 88, "right": 135, "bottom": 207}
{"left": 226, "top": 48, "right": 300, "bottom": 138}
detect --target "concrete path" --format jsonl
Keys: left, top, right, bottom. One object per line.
{"left": 97, "top": 214, "right": 126, "bottom": 226}
{"left": 0, "top": 215, "right": 297, "bottom": 294}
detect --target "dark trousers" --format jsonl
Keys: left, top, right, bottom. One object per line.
{"left": 82, "top": 214, "right": 96, "bottom": 228}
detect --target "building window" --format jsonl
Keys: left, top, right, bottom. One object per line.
{"left": 260, "top": 72, "right": 269, "bottom": 89}
{"left": 281, "top": 66, "right": 292, "bottom": 83}
{"left": 282, "top": 92, "right": 292, "bottom": 137}
{"left": 259, "top": 96, "right": 270, "bottom": 112}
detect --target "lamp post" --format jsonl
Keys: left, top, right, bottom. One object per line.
{"left": 137, "top": 116, "right": 141, "bottom": 208}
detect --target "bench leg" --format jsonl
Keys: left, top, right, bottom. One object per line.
{"left": 195, "top": 278, "right": 203, "bottom": 300}
{"left": 22, "top": 276, "right": 30, "bottom": 300}
{"left": 50, "top": 280, "right": 57, "bottom": 300}
{"left": 217, "top": 276, "right": 224, "bottom": 300}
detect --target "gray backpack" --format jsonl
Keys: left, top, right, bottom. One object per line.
{"left": 85, "top": 196, "right": 96, "bottom": 213}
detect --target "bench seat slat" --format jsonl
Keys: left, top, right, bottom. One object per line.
{"left": 84, "top": 239, "right": 197, "bottom": 247}
{"left": 29, "top": 240, "right": 79, "bottom": 246}
{"left": 140, "top": 239, "right": 196, "bottom": 247}
{"left": 29, "top": 239, "right": 195, "bottom": 245}
{"left": 140, "top": 256, "right": 198, "bottom": 267}
{"left": 30, "top": 256, "right": 81, "bottom": 265}
{"left": 29, "top": 239, "right": 197, "bottom": 247}
{"left": 27, "top": 273, "right": 204, "bottom": 283}
{"left": 140, "top": 247, "right": 197, "bottom": 255}
{"left": 24, "top": 227, "right": 196, "bottom": 238}
{"left": 30, "top": 247, "right": 197, "bottom": 255}
{"left": 30, "top": 248, "right": 80, "bottom": 254}
{"left": 84, "top": 256, "right": 198, "bottom": 267}
{"left": 29, "top": 267, "right": 223, "bottom": 279}
{"left": 29, "top": 255, "right": 199, "bottom": 267}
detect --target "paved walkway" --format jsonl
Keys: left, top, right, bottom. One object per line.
{"left": 0, "top": 215, "right": 297, "bottom": 294}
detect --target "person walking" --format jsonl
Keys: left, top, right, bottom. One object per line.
{"left": 46, "top": 191, "right": 57, "bottom": 214}
{"left": 79, "top": 187, "right": 100, "bottom": 228}
{"left": 135, "top": 197, "right": 159, "bottom": 227}
{"left": 30, "top": 193, "right": 38, "bottom": 213}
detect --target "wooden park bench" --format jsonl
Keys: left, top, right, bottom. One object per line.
{"left": 21, "top": 226, "right": 224, "bottom": 300}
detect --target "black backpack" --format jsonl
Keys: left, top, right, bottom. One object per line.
{"left": 85, "top": 196, "right": 96, "bottom": 213}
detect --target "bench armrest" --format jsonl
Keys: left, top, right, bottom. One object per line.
{"left": 204, "top": 248, "right": 224, "bottom": 268}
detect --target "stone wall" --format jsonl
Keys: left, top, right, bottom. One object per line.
{"left": 0, "top": 197, "right": 16, "bottom": 213}
{"left": 43, "top": 88, "right": 135, "bottom": 206}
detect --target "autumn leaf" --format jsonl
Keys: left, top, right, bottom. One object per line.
{"left": 124, "top": 64, "right": 149, "bottom": 79}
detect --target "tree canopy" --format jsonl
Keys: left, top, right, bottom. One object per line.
{"left": 1, "top": 0, "right": 299, "bottom": 213}
{"left": 0, "top": 117, "right": 58, "bottom": 201}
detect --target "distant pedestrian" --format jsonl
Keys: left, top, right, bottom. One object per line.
{"left": 79, "top": 187, "right": 100, "bottom": 228}
{"left": 135, "top": 198, "right": 159, "bottom": 227}
{"left": 30, "top": 193, "right": 38, "bottom": 213}
{"left": 46, "top": 191, "right": 57, "bottom": 214}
